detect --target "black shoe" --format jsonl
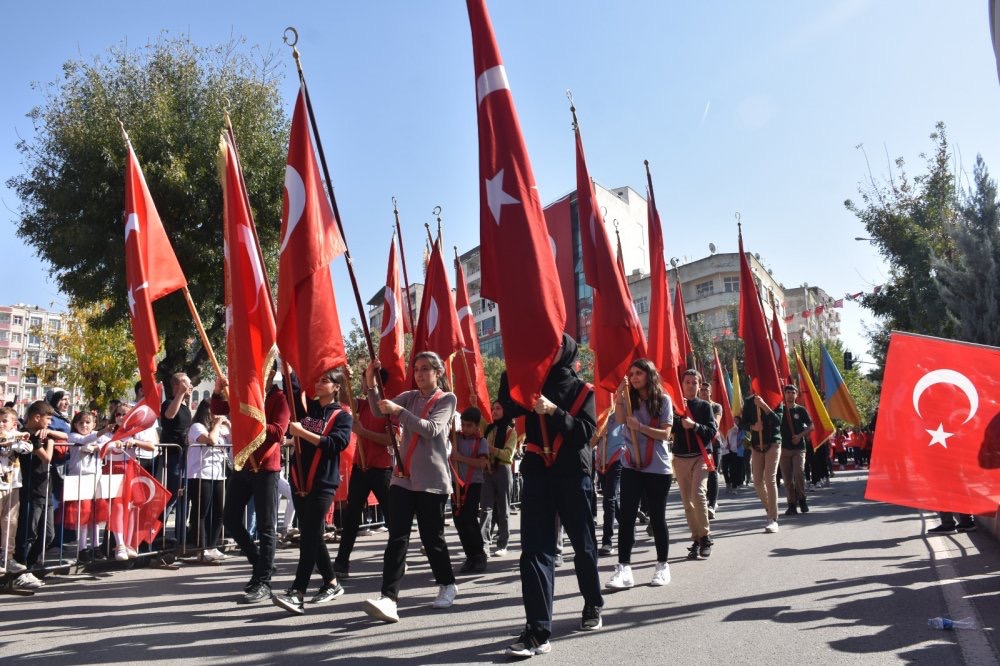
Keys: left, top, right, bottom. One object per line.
{"left": 332, "top": 562, "right": 350, "bottom": 579}
{"left": 699, "top": 536, "right": 713, "bottom": 559}
{"left": 636, "top": 511, "right": 648, "bottom": 525}
{"left": 242, "top": 583, "right": 270, "bottom": 604}
{"left": 598, "top": 545, "right": 615, "bottom": 557}
{"left": 686, "top": 542, "right": 701, "bottom": 560}
{"left": 471, "top": 555, "right": 488, "bottom": 574}
{"left": 459, "top": 558, "right": 475, "bottom": 574}
{"left": 505, "top": 627, "right": 551, "bottom": 658}
{"left": 310, "top": 582, "right": 345, "bottom": 604}
{"left": 799, "top": 499, "right": 809, "bottom": 514}
{"left": 956, "top": 521, "right": 977, "bottom": 533}
{"left": 784, "top": 505, "right": 798, "bottom": 516}
{"left": 581, "top": 604, "right": 603, "bottom": 631}
{"left": 927, "top": 523, "right": 957, "bottom": 535}
{"left": 272, "top": 590, "right": 305, "bottom": 615}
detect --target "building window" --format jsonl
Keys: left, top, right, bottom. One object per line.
{"left": 26, "top": 387, "right": 37, "bottom": 400}
{"left": 49, "top": 320, "right": 61, "bottom": 331}
{"left": 6, "top": 387, "right": 15, "bottom": 397}
{"left": 0, "top": 331, "right": 8, "bottom": 342}
{"left": 696, "top": 280, "right": 714, "bottom": 297}
{"left": 8, "top": 368, "right": 17, "bottom": 378}
{"left": 723, "top": 276, "right": 739, "bottom": 293}
{"left": 10, "top": 351, "right": 19, "bottom": 360}
{"left": 479, "top": 335, "right": 504, "bottom": 359}
{"left": 11, "top": 333, "right": 21, "bottom": 343}
{"left": 476, "top": 316, "right": 497, "bottom": 338}
{"left": 29, "top": 317, "right": 42, "bottom": 329}
{"left": 0, "top": 314, "right": 9, "bottom": 325}
{"left": 633, "top": 296, "right": 649, "bottom": 314}
{"left": 12, "top": 316, "right": 22, "bottom": 326}
{"left": 27, "top": 334, "right": 41, "bottom": 347}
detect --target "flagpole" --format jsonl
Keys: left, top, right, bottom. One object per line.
{"left": 284, "top": 28, "right": 405, "bottom": 476}
{"left": 392, "top": 198, "right": 416, "bottom": 330}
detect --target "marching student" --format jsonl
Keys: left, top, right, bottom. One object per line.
{"left": 778, "top": 385, "right": 813, "bottom": 516}
{"left": 698, "top": 382, "right": 724, "bottom": 519}
{"left": 272, "top": 368, "right": 352, "bottom": 615}
{"left": 451, "top": 406, "right": 489, "bottom": 574}
{"left": 499, "top": 334, "right": 602, "bottom": 659}
{"left": 606, "top": 359, "right": 674, "bottom": 590}
{"left": 671, "top": 370, "right": 718, "bottom": 560}
{"left": 361, "top": 351, "right": 459, "bottom": 624}
{"left": 479, "top": 400, "right": 517, "bottom": 557}
{"left": 595, "top": 404, "right": 626, "bottom": 557}
{"left": 742, "top": 393, "right": 783, "bottom": 533}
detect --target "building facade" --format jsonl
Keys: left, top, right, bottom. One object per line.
{"left": 783, "top": 285, "right": 842, "bottom": 347}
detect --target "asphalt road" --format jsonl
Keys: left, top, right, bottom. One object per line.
{"left": 1, "top": 469, "right": 997, "bottom": 665}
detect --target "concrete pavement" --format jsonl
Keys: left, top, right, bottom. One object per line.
{"left": 1, "top": 469, "right": 997, "bottom": 665}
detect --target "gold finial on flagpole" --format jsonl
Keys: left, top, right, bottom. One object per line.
{"left": 566, "top": 89, "right": 578, "bottom": 130}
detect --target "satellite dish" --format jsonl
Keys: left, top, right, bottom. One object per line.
{"left": 669, "top": 257, "right": 679, "bottom": 267}
{"left": 708, "top": 242, "right": 717, "bottom": 255}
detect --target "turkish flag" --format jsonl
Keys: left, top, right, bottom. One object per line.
{"left": 103, "top": 400, "right": 160, "bottom": 453}
{"left": 123, "top": 458, "right": 171, "bottom": 549}
{"left": 711, "top": 347, "right": 735, "bottom": 435}
{"left": 220, "top": 130, "right": 277, "bottom": 470}
{"left": 770, "top": 305, "right": 791, "bottom": 384}
{"left": 574, "top": 125, "right": 644, "bottom": 393}
{"left": 866, "top": 332, "right": 1000, "bottom": 515}
{"left": 378, "top": 236, "right": 408, "bottom": 394}
{"left": 644, "top": 165, "right": 684, "bottom": 415}
{"left": 467, "top": 0, "right": 567, "bottom": 409}
{"left": 123, "top": 141, "right": 187, "bottom": 415}
{"left": 737, "top": 229, "right": 782, "bottom": 408}
{"left": 409, "top": 240, "right": 464, "bottom": 386}
{"left": 673, "top": 279, "right": 694, "bottom": 374}
{"left": 453, "top": 256, "right": 492, "bottom": 422}
{"left": 276, "top": 87, "right": 347, "bottom": 391}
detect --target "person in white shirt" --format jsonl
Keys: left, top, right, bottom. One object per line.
{"left": 185, "top": 401, "right": 231, "bottom": 562}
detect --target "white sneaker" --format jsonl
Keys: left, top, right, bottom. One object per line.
{"left": 764, "top": 521, "right": 779, "bottom": 534}
{"left": 202, "top": 548, "right": 227, "bottom": 562}
{"left": 14, "top": 572, "right": 43, "bottom": 589}
{"left": 363, "top": 595, "right": 400, "bottom": 623}
{"left": 493, "top": 547, "right": 508, "bottom": 557}
{"left": 650, "top": 562, "right": 671, "bottom": 587}
{"left": 115, "top": 545, "right": 130, "bottom": 561}
{"left": 606, "top": 563, "right": 634, "bottom": 589}
{"left": 432, "top": 582, "right": 458, "bottom": 609}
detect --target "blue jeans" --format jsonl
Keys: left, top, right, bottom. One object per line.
{"left": 597, "top": 461, "right": 622, "bottom": 547}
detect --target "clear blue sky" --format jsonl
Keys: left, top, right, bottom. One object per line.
{"left": 2, "top": 1, "right": 998, "bottom": 365}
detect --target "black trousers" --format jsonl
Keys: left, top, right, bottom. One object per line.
{"left": 334, "top": 466, "right": 392, "bottom": 569}
{"left": 291, "top": 488, "right": 336, "bottom": 592}
{"left": 519, "top": 472, "right": 603, "bottom": 640}
{"left": 187, "top": 479, "right": 224, "bottom": 550}
{"left": 223, "top": 468, "right": 278, "bottom": 585}
{"left": 161, "top": 448, "right": 186, "bottom": 541}
{"left": 596, "top": 461, "right": 622, "bottom": 547}
{"left": 15, "top": 489, "right": 51, "bottom": 567}
{"left": 618, "top": 469, "right": 672, "bottom": 563}
{"left": 706, "top": 449, "right": 721, "bottom": 507}
{"left": 380, "top": 484, "right": 455, "bottom": 600}
{"left": 455, "top": 482, "right": 485, "bottom": 559}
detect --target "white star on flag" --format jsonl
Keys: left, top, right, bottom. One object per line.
{"left": 128, "top": 281, "right": 148, "bottom": 316}
{"left": 125, "top": 212, "right": 140, "bottom": 241}
{"left": 486, "top": 169, "right": 519, "bottom": 225}
{"left": 926, "top": 422, "right": 953, "bottom": 448}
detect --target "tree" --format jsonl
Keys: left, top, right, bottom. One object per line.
{"left": 8, "top": 34, "right": 289, "bottom": 384}
{"left": 796, "top": 338, "right": 879, "bottom": 426}
{"left": 844, "top": 123, "right": 960, "bottom": 377}
{"left": 933, "top": 155, "right": 1000, "bottom": 347}
{"left": 26, "top": 302, "right": 138, "bottom": 413}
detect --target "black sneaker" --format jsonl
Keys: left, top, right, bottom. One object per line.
{"left": 686, "top": 542, "right": 701, "bottom": 560}
{"left": 784, "top": 505, "right": 798, "bottom": 516}
{"left": 471, "top": 555, "right": 488, "bottom": 574}
{"left": 272, "top": 590, "right": 305, "bottom": 615}
{"left": 459, "top": 558, "right": 475, "bottom": 574}
{"left": 581, "top": 604, "right": 602, "bottom": 631}
{"left": 242, "top": 583, "right": 270, "bottom": 604}
{"left": 927, "top": 523, "right": 957, "bottom": 535}
{"left": 332, "top": 562, "right": 350, "bottom": 579}
{"left": 699, "top": 536, "right": 713, "bottom": 559}
{"left": 310, "top": 582, "right": 345, "bottom": 604}
{"left": 956, "top": 521, "right": 977, "bottom": 533}
{"left": 799, "top": 499, "right": 809, "bottom": 514}
{"left": 598, "top": 545, "right": 615, "bottom": 557}
{"left": 505, "top": 627, "right": 551, "bottom": 658}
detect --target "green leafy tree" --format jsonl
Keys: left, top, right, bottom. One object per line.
{"left": 934, "top": 156, "right": 1000, "bottom": 347}
{"left": 844, "top": 123, "right": 960, "bottom": 378}
{"left": 8, "top": 34, "right": 289, "bottom": 384}
{"left": 26, "top": 302, "right": 137, "bottom": 413}
{"left": 796, "top": 338, "right": 879, "bottom": 426}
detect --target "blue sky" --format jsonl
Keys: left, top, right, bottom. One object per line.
{"left": 2, "top": 1, "right": 998, "bottom": 365}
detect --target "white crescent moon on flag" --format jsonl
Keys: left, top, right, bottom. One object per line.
{"left": 122, "top": 404, "right": 156, "bottom": 432}
{"left": 239, "top": 223, "right": 265, "bottom": 313}
{"left": 130, "top": 476, "right": 156, "bottom": 506}
{"left": 427, "top": 298, "right": 439, "bottom": 336}
{"left": 125, "top": 213, "right": 140, "bottom": 242}
{"left": 549, "top": 235, "right": 557, "bottom": 260}
{"left": 381, "top": 289, "right": 398, "bottom": 338}
{"left": 912, "top": 368, "right": 979, "bottom": 424}
{"left": 457, "top": 305, "right": 472, "bottom": 322}
{"left": 588, "top": 213, "right": 597, "bottom": 246}
{"left": 280, "top": 166, "right": 306, "bottom": 254}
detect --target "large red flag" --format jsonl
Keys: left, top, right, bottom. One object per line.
{"left": 122, "top": 458, "right": 171, "bottom": 549}
{"left": 408, "top": 240, "right": 464, "bottom": 385}
{"left": 865, "top": 332, "right": 1000, "bottom": 515}
{"left": 644, "top": 165, "right": 684, "bottom": 414}
{"left": 121, "top": 140, "right": 187, "bottom": 433}
{"left": 468, "top": 0, "right": 567, "bottom": 409}
{"left": 453, "top": 256, "right": 492, "bottom": 422}
{"left": 378, "top": 236, "right": 408, "bottom": 394}
{"left": 711, "top": 347, "right": 735, "bottom": 435}
{"left": 673, "top": 279, "right": 694, "bottom": 373}
{"left": 277, "top": 87, "right": 347, "bottom": 391}
{"left": 575, "top": 121, "right": 644, "bottom": 393}
{"left": 737, "top": 229, "right": 782, "bottom": 408}
{"left": 219, "top": 131, "right": 277, "bottom": 470}
{"left": 770, "top": 302, "right": 791, "bottom": 384}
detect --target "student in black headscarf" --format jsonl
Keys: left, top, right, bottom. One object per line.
{"left": 499, "top": 334, "right": 602, "bottom": 658}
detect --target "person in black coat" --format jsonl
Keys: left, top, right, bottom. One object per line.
{"left": 671, "top": 369, "right": 718, "bottom": 560}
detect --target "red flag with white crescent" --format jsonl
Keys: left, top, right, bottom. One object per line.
{"left": 378, "top": 236, "right": 408, "bottom": 393}
{"left": 219, "top": 130, "right": 277, "bottom": 470}
{"left": 409, "top": 240, "right": 464, "bottom": 386}
{"left": 770, "top": 304, "right": 791, "bottom": 384}
{"left": 865, "top": 332, "right": 1000, "bottom": 514}
{"left": 467, "top": 0, "right": 567, "bottom": 409}
{"left": 276, "top": 87, "right": 347, "bottom": 391}
{"left": 737, "top": 229, "right": 782, "bottom": 408}
{"left": 453, "top": 256, "right": 492, "bottom": 422}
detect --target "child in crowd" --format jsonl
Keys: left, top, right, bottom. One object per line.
{"left": 65, "top": 411, "right": 112, "bottom": 559}
{"left": 451, "top": 407, "right": 489, "bottom": 574}
{"left": 0, "top": 407, "right": 31, "bottom": 574}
